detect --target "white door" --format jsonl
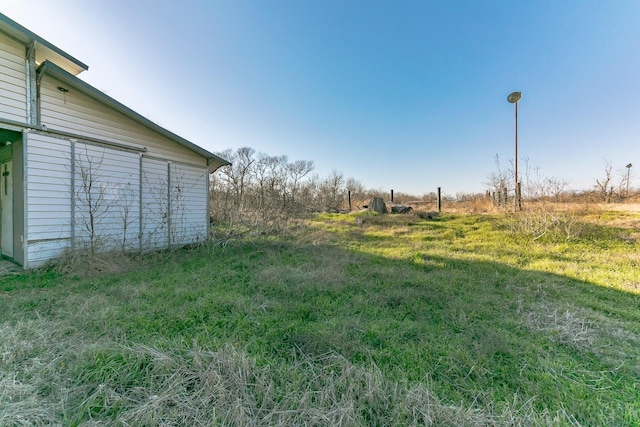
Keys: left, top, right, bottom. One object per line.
{"left": 1, "top": 161, "right": 13, "bottom": 258}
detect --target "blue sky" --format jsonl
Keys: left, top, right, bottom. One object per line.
{"left": 3, "top": 1, "right": 639, "bottom": 195}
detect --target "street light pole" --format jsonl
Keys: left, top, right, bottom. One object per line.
{"left": 626, "top": 163, "right": 633, "bottom": 197}
{"left": 507, "top": 91, "right": 522, "bottom": 210}
{"left": 515, "top": 101, "right": 518, "bottom": 208}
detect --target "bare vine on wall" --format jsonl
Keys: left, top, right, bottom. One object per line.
{"left": 169, "top": 169, "right": 200, "bottom": 246}
{"left": 117, "top": 181, "right": 137, "bottom": 252}
{"left": 74, "top": 145, "right": 111, "bottom": 254}
{"left": 72, "top": 144, "right": 138, "bottom": 254}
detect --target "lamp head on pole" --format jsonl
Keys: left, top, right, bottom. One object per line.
{"left": 507, "top": 91, "right": 522, "bottom": 104}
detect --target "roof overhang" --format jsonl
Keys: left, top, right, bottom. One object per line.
{"left": 0, "top": 12, "right": 88, "bottom": 75}
{"left": 38, "top": 61, "right": 230, "bottom": 172}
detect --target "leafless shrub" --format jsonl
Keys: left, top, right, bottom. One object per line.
{"left": 488, "top": 160, "right": 590, "bottom": 240}
{"left": 485, "top": 154, "right": 513, "bottom": 208}
{"left": 502, "top": 203, "right": 584, "bottom": 242}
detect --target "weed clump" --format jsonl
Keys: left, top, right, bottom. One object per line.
{"left": 46, "top": 249, "right": 138, "bottom": 278}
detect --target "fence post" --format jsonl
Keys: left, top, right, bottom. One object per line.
{"left": 391, "top": 189, "right": 394, "bottom": 203}
{"left": 348, "top": 190, "right": 352, "bottom": 212}
{"left": 437, "top": 187, "right": 442, "bottom": 212}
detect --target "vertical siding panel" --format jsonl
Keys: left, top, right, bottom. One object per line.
{"left": 171, "top": 163, "right": 208, "bottom": 245}
{"left": 73, "top": 143, "right": 140, "bottom": 251}
{"left": 25, "top": 133, "right": 72, "bottom": 267}
{"left": 24, "top": 139, "right": 210, "bottom": 266}
{"left": 0, "top": 32, "right": 27, "bottom": 122}
{"left": 141, "top": 157, "right": 169, "bottom": 249}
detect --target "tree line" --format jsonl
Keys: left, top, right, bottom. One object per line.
{"left": 211, "top": 148, "right": 636, "bottom": 232}
{"left": 209, "top": 147, "right": 443, "bottom": 229}
{"left": 210, "top": 147, "right": 364, "bottom": 229}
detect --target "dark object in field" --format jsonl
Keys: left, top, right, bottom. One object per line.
{"left": 391, "top": 205, "right": 413, "bottom": 214}
{"left": 418, "top": 211, "right": 440, "bottom": 220}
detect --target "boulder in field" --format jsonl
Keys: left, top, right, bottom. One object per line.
{"left": 368, "top": 197, "right": 387, "bottom": 214}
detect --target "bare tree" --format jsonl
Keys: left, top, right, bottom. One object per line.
{"left": 235, "top": 147, "right": 256, "bottom": 209}
{"left": 265, "top": 155, "right": 288, "bottom": 202}
{"left": 286, "top": 159, "right": 314, "bottom": 206}
{"left": 521, "top": 158, "right": 567, "bottom": 201}
{"left": 594, "top": 161, "right": 615, "bottom": 203}
{"left": 211, "top": 148, "right": 320, "bottom": 230}
{"left": 74, "top": 146, "right": 113, "bottom": 254}
{"left": 253, "top": 153, "right": 272, "bottom": 210}
{"left": 217, "top": 147, "right": 256, "bottom": 210}
{"left": 320, "top": 170, "right": 345, "bottom": 212}
{"left": 345, "top": 177, "right": 366, "bottom": 209}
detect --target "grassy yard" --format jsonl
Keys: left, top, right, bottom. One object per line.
{"left": 1, "top": 208, "right": 640, "bottom": 426}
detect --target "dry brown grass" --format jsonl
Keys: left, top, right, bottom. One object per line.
{"left": 45, "top": 249, "right": 138, "bottom": 278}
{"left": 0, "top": 317, "right": 571, "bottom": 426}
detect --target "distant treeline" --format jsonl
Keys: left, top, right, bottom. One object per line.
{"left": 210, "top": 148, "right": 637, "bottom": 230}
{"left": 209, "top": 147, "right": 438, "bottom": 228}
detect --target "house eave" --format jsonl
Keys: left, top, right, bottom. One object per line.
{"left": 37, "top": 60, "right": 230, "bottom": 171}
{"left": 0, "top": 13, "right": 88, "bottom": 75}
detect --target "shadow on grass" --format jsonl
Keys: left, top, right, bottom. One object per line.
{"left": 1, "top": 222, "right": 640, "bottom": 425}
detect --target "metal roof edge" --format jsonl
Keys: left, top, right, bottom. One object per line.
{"left": 38, "top": 60, "right": 230, "bottom": 169}
{"left": 0, "top": 13, "right": 89, "bottom": 72}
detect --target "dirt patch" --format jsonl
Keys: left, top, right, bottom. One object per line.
{"left": 0, "top": 259, "right": 22, "bottom": 276}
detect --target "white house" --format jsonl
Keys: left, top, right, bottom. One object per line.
{"left": 0, "top": 13, "right": 229, "bottom": 269}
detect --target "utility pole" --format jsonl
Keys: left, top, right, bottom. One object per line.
{"left": 507, "top": 91, "right": 522, "bottom": 210}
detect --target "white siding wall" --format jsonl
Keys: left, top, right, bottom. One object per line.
{"left": 141, "top": 158, "right": 209, "bottom": 249}
{"left": 171, "top": 163, "right": 208, "bottom": 245}
{"left": 0, "top": 32, "right": 27, "bottom": 122}
{"left": 25, "top": 133, "right": 146, "bottom": 267}
{"left": 20, "top": 74, "right": 212, "bottom": 266}
{"left": 73, "top": 142, "right": 140, "bottom": 252}
{"left": 39, "top": 75, "right": 206, "bottom": 165}
{"left": 25, "top": 132, "right": 72, "bottom": 267}
{"left": 141, "top": 157, "right": 169, "bottom": 249}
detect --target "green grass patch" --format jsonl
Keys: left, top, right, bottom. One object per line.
{"left": 2, "top": 211, "right": 640, "bottom": 425}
